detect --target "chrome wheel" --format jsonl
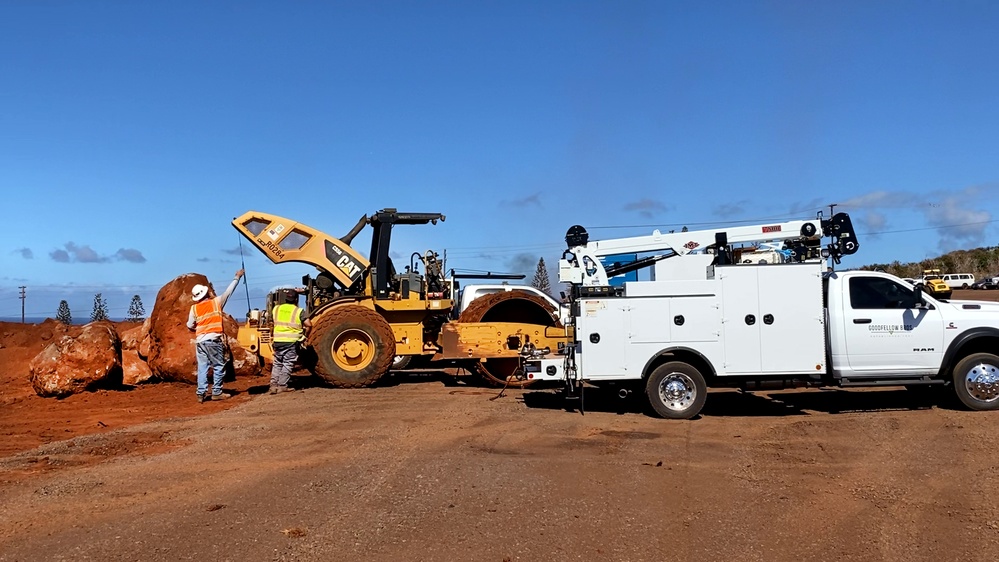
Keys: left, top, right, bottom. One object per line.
{"left": 658, "top": 372, "right": 697, "bottom": 412}
{"left": 964, "top": 362, "right": 999, "bottom": 403}
{"left": 391, "top": 355, "right": 412, "bottom": 370}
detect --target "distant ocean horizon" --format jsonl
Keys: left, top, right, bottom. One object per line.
{"left": 0, "top": 316, "right": 136, "bottom": 325}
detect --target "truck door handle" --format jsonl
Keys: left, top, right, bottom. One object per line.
{"left": 853, "top": 318, "right": 872, "bottom": 324}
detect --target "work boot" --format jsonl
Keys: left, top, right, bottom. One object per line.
{"left": 272, "top": 386, "right": 296, "bottom": 394}
{"left": 197, "top": 393, "right": 207, "bottom": 404}
{"left": 210, "top": 392, "right": 232, "bottom": 401}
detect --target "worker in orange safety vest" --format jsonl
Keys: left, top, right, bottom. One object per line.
{"left": 186, "top": 269, "right": 244, "bottom": 403}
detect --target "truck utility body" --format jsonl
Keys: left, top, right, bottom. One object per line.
{"left": 527, "top": 213, "right": 999, "bottom": 418}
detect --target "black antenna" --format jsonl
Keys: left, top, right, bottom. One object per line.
{"left": 237, "top": 234, "right": 251, "bottom": 316}
{"left": 828, "top": 203, "right": 838, "bottom": 272}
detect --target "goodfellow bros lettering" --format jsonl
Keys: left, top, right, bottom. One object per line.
{"left": 868, "top": 324, "right": 913, "bottom": 333}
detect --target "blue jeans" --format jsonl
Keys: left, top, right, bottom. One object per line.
{"left": 270, "top": 342, "right": 298, "bottom": 387}
{"left": 196, "top": 339, "right": 227, "bottom": 396}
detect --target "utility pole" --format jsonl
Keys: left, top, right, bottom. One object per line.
{"left": 18, "top": 286, "right": 26, "bottom": 323}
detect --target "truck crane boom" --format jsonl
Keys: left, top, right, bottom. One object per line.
{"left": 559, "top": 212, "right": 858, "bottom": 286}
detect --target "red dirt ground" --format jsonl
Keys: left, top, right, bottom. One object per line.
{"left": 1, "top": 290, "right": 998, "bottom": 560}
{"left": 1, "top": 288, "right": 996, "bottom": 459}
{"left": 0, "top": 320, "right": 267, "bottom": 458}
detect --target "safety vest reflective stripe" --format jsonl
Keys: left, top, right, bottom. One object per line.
{"left": 192, "top": 299, "right": 223, "bottom": 336}
{"left": 272, "top": 304, "right": 304, "bottom": 342}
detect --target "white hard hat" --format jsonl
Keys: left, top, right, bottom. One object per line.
{"left": 191, "top": 284, "right": 209, "bottom": 301}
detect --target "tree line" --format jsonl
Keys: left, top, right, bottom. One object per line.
{"left": 860, "top": 245, "right": 999, "bottom": 279}
{"left": 55, "top": 294, "right": 146, "bottom": 325}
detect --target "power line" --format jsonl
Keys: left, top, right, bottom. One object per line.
{"left": 859, "top": 219, "right": 999, "bottom": 236}
{"left": 585, "top": 209, "right": 828, "bottom": 231}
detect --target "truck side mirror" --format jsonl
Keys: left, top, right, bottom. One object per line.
{"left": 912, "top": 284, "right": 926, "bottom": 308}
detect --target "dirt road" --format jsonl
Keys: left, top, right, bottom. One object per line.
{"left": 1, "top": 289, "right": 998, "bottom": 560}
{"left": 2, "top": 379, "right": 998, "bottom": 561}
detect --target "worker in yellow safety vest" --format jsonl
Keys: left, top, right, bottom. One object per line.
{"left": 187, "top": 269, "right": 244, "bottom": 403}
{"left": 270, "top": 288, "right": 312, "bottom": 394}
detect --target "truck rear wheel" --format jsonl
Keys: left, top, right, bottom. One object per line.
{"left": 308, "top": 305, "right": 396, "bottom": 388}
{"left": 645, "top": 362, "right": 707, "bottom": 419}
{"left": 953, "top": 353, "right": 999, "bottom": 410}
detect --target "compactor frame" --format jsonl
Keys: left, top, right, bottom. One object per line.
{"left": 232, "top": 210, "right": 566, "bottom": 387}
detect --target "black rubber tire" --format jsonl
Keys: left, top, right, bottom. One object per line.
{"left": 961, "top": 283, "right": 969, "bottom": 289}
{"left": 308, "top": 305, "right": 396, "bottom": 388}
{"left": 645, "top": 361, "right": 707, "bottom": 419}
{"left": 952, "top": 352, "right": 999, "bottom": 411}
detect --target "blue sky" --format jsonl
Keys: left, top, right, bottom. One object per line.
{"left": 2, "top": 1, "right": 998, "bottom": 320}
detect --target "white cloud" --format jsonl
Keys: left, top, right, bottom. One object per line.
{"left": 821, "top": 185, "right": 996, "bottom": 252}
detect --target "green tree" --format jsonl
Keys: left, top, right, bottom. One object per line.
{"left": 56, "top": 300, "right": 72, "bottom": 325}
{"left": 127, "top": 294, "right": 146, "bottom": 322}
{"left": 531, "top": 257, "right": 552, "bottom": 296}
{"left": 90, "top": 293, "right": 109, "bottom": 322}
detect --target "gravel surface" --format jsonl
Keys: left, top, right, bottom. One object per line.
{"left": 2, "top": 289, "right": 998, "bottom": 561}
{"left": 2, "top": 378, "right": 998, "bottom": 561}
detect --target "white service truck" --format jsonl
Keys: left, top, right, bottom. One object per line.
{"left": 525, "top": 212, "right": 999, "bottom": 419}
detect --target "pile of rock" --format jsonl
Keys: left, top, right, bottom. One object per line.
{"left": 29, "top": 274, "right": 262, "bottom": 398}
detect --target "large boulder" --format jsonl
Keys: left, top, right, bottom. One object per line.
{"left": 29, "top": 322, "right": 123, "bottom": 397}
{"left": 121, "top": 349, "right": 155, "bottom": 386}
{"left": 146, "top": 274, "right": 260, "bottom": 384}
{"left": 138, "top": 331, "right": 151, "bottom": 360}
{"left": 119, "top": 319, "right": 149, "bottom": 351}
{"left": 118, "top": 319, "right": 157, "bottom": 385}
{"left": 222, "top": 317, "right": 262, "bottom": 379}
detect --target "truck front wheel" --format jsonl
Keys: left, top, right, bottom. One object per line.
{"left": 645, "top": 362, "right": 707, "bottom": 419}
{"left": 953, "top": 353, "right": 999, "bottom": 410}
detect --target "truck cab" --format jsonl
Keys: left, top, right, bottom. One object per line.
{"left": 826, "top": 270, "right": 997, "bottom": 379}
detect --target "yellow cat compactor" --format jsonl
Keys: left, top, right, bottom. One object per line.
{"left": 233, "top": 209, "right": 565, "bottom": 388}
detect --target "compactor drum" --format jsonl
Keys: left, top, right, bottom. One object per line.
{"left": 457, "top": 291, "right": 562, "bottom": 386}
